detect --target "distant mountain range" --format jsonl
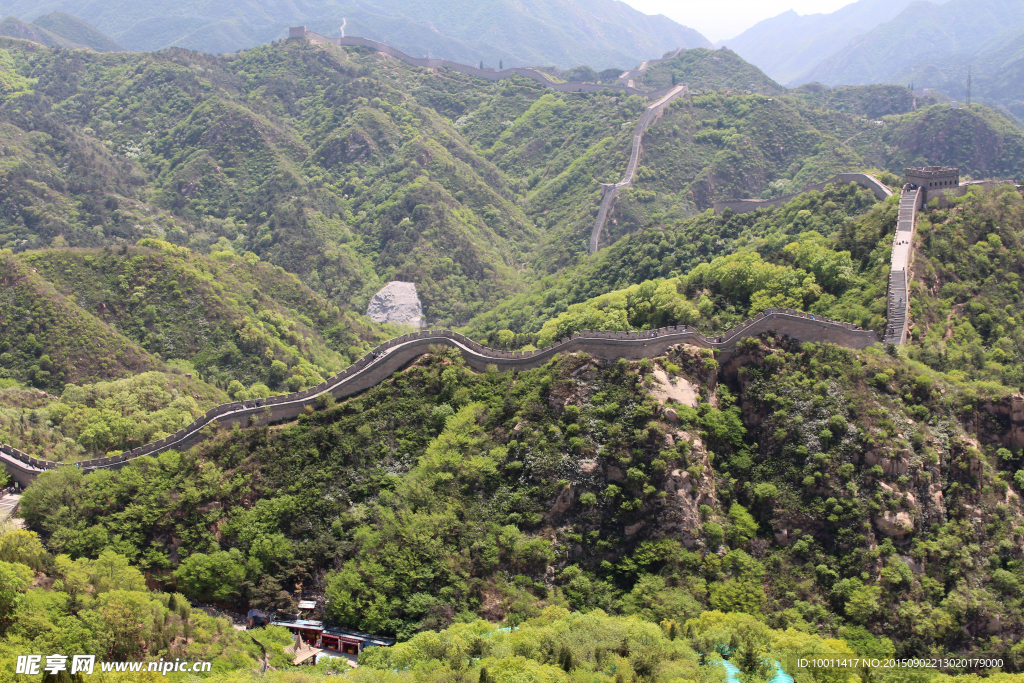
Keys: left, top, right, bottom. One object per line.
{"left": 0, "top": 0, "right": 710, "bottom": 69}
{"left": 716, "top": 0, "right": 918, "bottom": 85}
{"left": 723, "top": 0, "right": 1024, "bottom": 124}
{"left": 0, "top": 12, "right": 121, "bottom": 50}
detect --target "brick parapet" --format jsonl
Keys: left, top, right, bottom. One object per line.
{"left": 713, "top": 173, "right": 894, "bottom": 215}
{"left": 2, "top": 312, "right": 879, "bottom": 485}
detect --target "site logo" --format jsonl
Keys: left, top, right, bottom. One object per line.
{"left": 15, "top": 655, "right": 212, "bottom": 676}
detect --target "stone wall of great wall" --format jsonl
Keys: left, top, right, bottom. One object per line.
{"left": 292, "top": 28, "right": 682, "bottom": 102}
{"left": 589, "top": 84, "right": 688, "bottom": 253}
{"left": 2, "top": 311, "right": 879, "bottom": 487}
{"left": 884, "top": 187, "right": 922, "bottom": 345}
{"left": 713, "top": 173, "right": 894, "bottom": 214}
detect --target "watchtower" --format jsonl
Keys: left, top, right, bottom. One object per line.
{"left": 289, "top": 26, "right": 307, "bottom": 38}
{"left": 905, "top": 166, "right": 959, "bottom": 201}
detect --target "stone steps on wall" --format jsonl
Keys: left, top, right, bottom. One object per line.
{"left": 884, "top": 269, "right": 909, "bottom": 345}
{"left": 885, "top": 188, "right": 919, "bottom": 345}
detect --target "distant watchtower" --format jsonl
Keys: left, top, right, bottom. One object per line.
{"left": 905, "top": 166, "right": 959, "bottom": 202}
{"left": 289, "top": 26, "right": 307, "bottom": 38}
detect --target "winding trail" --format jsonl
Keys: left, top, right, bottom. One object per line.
{"left": 2, "top": 311, "right": 878, "bottom": 487}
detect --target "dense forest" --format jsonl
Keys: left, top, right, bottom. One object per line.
{"left": 2, "top": 28, "right": 1024, "bottom": 682}
{"left": 1, "top": 36, "right": 1023, "bottom": 322}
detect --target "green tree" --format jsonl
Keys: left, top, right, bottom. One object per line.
{"left": 173, "top": 549, "right": 248, "bottom": 604}
{"left": 0, "top": 529, "right": 47, "bottom": 571}
{"left": 845, "top": 585, "right": 882, "bottom": 625}
{"left": 0, "top": 560, "right": 34, "bottom": 632}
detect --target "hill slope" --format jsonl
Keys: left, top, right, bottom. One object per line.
{"left": 1, "top": 36, "right": 1022, "bottom": 315}
{"left": 0, "top": 0, "right": 709, "bottom": 68}
{"left": 0, "top": 241, "right": 390, "bottom": 394}
{"left": 0, "top": 15, "right": 76, "bottom": 47}
{"left": 30, "top": 11, "right": 122, "bottom": 51}
{"left": 0, "top": 249, "right": 163, "bottom": 390}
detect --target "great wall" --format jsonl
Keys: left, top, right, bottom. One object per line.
{"left": 1, "top": 311, "right": 879, "bottom": 487}
{"left": 885, "top": 187, "right": 922, "bottom": 345}
{"left": 712, "top": 172, "right": 894, "bottom": 214}
{"left": 589, "top": 84, "right": 688, "bottom": 253}
{"left": 1, "top": 29, "right": 1010, "bottom": 489}
{"left": 293, "top": 28, "right": 683, "bottom": 101}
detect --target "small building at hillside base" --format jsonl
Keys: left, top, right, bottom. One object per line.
{"left": 269, "top": 616, "right": 396, "bottom": 656}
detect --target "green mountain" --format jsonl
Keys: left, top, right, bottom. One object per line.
{"left": 0, "top": 12, "right": 119, "bottom": 51}
{"left": 0, "top": 15, "right": 75, "bottom": 47}
{"left": 30, "top": 11, "right": 122, "bottom": 51}
{"left": 636, "top": 47, "right": 786, "bottom": 95}
{"left": 793, "top": 0, "right": 1024, "bottom": 123}
{"left": 18, "top": 183, "right": 1024, "bottom": 663}
{"left": 5, "top": 27, "right": 1024, "bottom": 673}
{"left": 0, "top": 249, "right": 163, "bottom": 389}
{"left": 0, "top": 0, "right": 710, "bottom": 68}
{"left": 1, "top": 37, "right": 1022, "bottom": 327}
{"left": 1, "top": 242, "right": 390, "bottom": 394}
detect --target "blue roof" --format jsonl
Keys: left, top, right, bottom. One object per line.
{"left": 322, "top": 626, "right": 396, "bottom": 647}
{"left": 270, "top": 619, "right": 323, "bottom": 630}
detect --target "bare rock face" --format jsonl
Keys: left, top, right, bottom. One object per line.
{"left": 874, "top": 511, "right": 914, "bottom": 537}
{"left": 366, "top": 281, "right": 423, "bottom": 327}
{"left": 544, "top": 485, "right": 576, "bottom": 521}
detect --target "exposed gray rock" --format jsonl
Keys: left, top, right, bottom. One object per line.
{"left": 366, "top": 281, "right": 423, "bottom": 327}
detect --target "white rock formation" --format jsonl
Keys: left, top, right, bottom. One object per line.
{"left": 366, "top": 281, "right": 423, "bottom": 327}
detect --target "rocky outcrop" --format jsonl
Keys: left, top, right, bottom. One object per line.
{"left": 366, "top": 281, "right": 423, "bottom": 327}
{"left": 874, "top": 510, "right": 914, "bottom": 537}
{"left": 658, "top": 434, "right": 718, "bottom": 547}
{"left": 545, "top": 485, "right": 576, "bottom": 521}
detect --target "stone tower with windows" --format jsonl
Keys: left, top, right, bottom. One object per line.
{"left": 905, "top": 166, "right": 959, "bottom": 202}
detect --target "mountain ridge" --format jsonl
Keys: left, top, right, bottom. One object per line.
{"left": 0, "top": 11, "right": 120, "bottom": 51}
{"left": 0, "top": 0, "right": 711, "bottom": 69}
{"left": 717, "top": 0, "right": 921, "bottom": 85}
{"left": 791, "top": 0, "right": 1024, "bottom": 122}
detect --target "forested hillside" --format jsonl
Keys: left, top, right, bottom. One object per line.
{"left": 3, "top": 28, "right": 1024, "bottom": 680}
{"left": 1, "top": 36, "right": 1023, "bottom": 324}
{"left": 6, "top": 183, "right": 1024, "bottom": 677}
{"left": 19, "top": 297, "right": 1024, "bottom": 667}
{"left": 0, "top": 12, "right": 122, "bottom": 52}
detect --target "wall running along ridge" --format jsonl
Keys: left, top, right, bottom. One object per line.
{"left": 293, "top": 28, "right": 683, "bottom": 101}
{"left": 885, "top": 187, "right": 922, "bottom": 345}
{"left": 1, "top": 312, "right": 879, "bottom": 487}
{"left": 713, "top": 173, "right": 894, "bottom": 214}
{"left": 589, "top": 84, "right": 688, "bottom": 253}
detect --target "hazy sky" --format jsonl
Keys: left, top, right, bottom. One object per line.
{"left": 623, "top": 0, "right": 854, "bottom": 42}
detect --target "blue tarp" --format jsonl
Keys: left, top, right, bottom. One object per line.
{"left": 718, "top": 659, "right": 794, "bottom": 683}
